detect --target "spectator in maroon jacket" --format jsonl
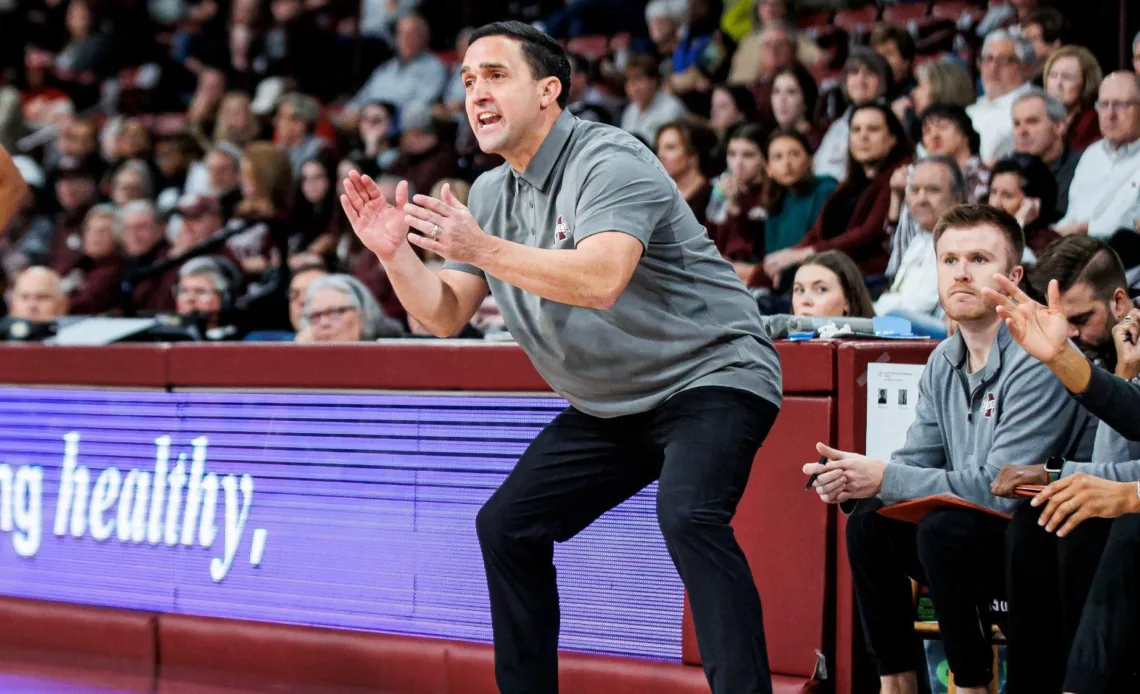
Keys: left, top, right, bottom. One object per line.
{"left": 119, "top": 200, "right": 176, "bottom": 315}
{"left": 48, "top": 155, "right": 99, "bottom": 271}
{"left": 706, "top": 124, "right": 768, "bottom": 283}
{"left": 1044, "top": 46, "right": 1103, "bottom": 152}
{"left": 765, "top": 102, "right": 912, "bottom": 288}
{"left": 56, "top": 204, "right": 123, "bottom": 315}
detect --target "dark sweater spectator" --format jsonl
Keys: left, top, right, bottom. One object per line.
{"left": 655, "top": 118, "right": 717, "bottom": 229}
{"left": 290, "top": 155, "right": 339, "bottom": 261}
{"left": 1012, "top": 89, "right": 1081, "bottom": 218}
{"left": 118, "top": 200, "right": 176, "bottom": 315}
{"left": 47, "top": 155, "right": 99, "bottom": 271}
{"left": 1044, "top": 46, "right": 1103, "bottom": 153}
{"left": 988, "top": 154, "right": 1060, "bottom": 257}
{"left": 385, "top": 104, "right": 456, "bottom": 202}
{"left": 54, "top": 204, "right": 123, "bottom": 315}
{"left": 765, "top": 103, "right": 911, "bottom": 288}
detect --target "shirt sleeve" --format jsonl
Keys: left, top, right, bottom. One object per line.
{"left": 1075, "top": 365, "right": 1140, "bottom": 440}
{"left": 571, "top": 146, "right": 674, "bottom": 249}
{"left": 881, "top": 355, "right": 1095, "bottom": 512}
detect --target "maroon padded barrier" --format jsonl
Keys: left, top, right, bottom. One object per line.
{"left": 833, "top": 341, "right": 936, "bottom": 694}
{"left": 0, "top": 597, "right": 156, "bottom": 678}
{"left": 0, "top": 344, "right": 167, "bottom": 387}
{"left": 680, "top": 396, "right": 834, "bottom": 684}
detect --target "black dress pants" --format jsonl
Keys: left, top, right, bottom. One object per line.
{"left": 1004, "top": 501, "right": 1112, "bottom": 694}
{"left": 846, "top": 505, "right": 1008, "bottom": 688}
{"left": 1064, "top": 514, "right": 1140, "bottom": 694}
{"left": 475, "top": 386, "right": 780, "bottom": 694}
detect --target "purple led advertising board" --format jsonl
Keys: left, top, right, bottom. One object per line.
{"left": 0, "top": 387, "right": 684, "bottom": 660}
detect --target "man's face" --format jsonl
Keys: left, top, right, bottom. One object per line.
{"left": 55, "top": 175, "right": 96, "bottom": 211}
{"left": 979, "top": 38, "right": 1026, "bottom": 99}
{"left": 111, "top": 168, "right": 147, "bottom": 206}
{"left": 59, "top": 121, "right": 95, "bottom": 157}
{"left": 937, "top": 224, "right": 1021, "bottom": 322}
{"left": 1097, "top": 73, "right": 1140, "bottom": 147}
{"left": 759, "top": 29, "right": 794, "bottom": 76}
{"left": 206, "top": 150, "right": 238, "bottom": 194}
{"left": 1013, "top": 96, "right": 1062, "bottom": 158}
{"left": 175, "top": 274, "right": 222, "bottom": 317}
{"left": 648, "top": 17, "right": 677, "bottom": 48}
{"left": 1058, "top": 281, "right": 1126, "bottom": 360}
{"left": 181, "top": 210, "right": 222, "bottom": 246}
{"left": 274, "top": 104, "right": 305, "bottom": 146}
{"left": 120, "top": 210, "right": 163, "bottom": 257}
{"left": 82, "top": 214, "right": 117, "bottom": 260}
{"left": 907, "top": 161, "right": 956, "bottom": 232}
{"left": 9, "top": 271, "right": 65, "bottom": 321}
{"left": 463, "top": 36, "right": 554, "bottom": 156}
{"left": 624, "top": 70, "right": 656, "bottom": 106}
{"left": 1020, "top": 22, "right": 1057, "bottom": 69}
{"left": 155, "top": 140, "right": 186, "bottom": 177}
{"left": 289, "top": 269, "right": 326, "bottom": 331}
{"left": 395, "top": 17, "right": 426, "bottom": 61}
{"left": 922, "top": 116, "right": 969, "bottom": 159}
{"left": 874, "top": 39, "right": 908, "bottom": 82}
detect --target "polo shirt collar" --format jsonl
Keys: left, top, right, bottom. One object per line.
{"left": 516, "top": 109, "right": 576, "bottom": 190}
{"left": 943, "top": 319, "right": 1011, "bottom": 383}
{"left": 1105, "top": 137, "right": 1140, "bottom": 160}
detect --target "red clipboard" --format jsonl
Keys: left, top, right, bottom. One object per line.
{"left": 1014, "top": 484, "right": 1045, "bottom": 498}
{"left": 877, "top": 494, "right": 1012, "bottom": 523}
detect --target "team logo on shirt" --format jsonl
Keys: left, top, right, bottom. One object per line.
{"left": 555, "top": 215, "right": 568, "bottom": 242}
{"left": 982, "top": 393, "right": 996, "bottom": 418}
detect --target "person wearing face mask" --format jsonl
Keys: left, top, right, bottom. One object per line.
{"left": 876, "top": 156, "right": 966, "bottom": 338}
{"left": 295, "top": 273, "right": 403, "bottom": 343}
{"left": 770, "top": 65, "right": 823, "bottom": 151}
{"left": 765, "top": 102, "right": 912, "bottom": 289}
{"left": 813, "top": 49, "right": 894, "bottom": 184}
{"left": 706, "top": 124, "right": 769, "bottom": 283}
{"left": 791, "top": 250, "right": 874, "bottom": 318}
{"left": 760, "top": 129, "right": 836, "bottom": 263}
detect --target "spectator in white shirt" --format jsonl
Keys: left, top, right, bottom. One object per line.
{"left": 1054, "top": 72, "right": 1140, "bottom": 253}
{"left": 875, "top": 155, "right": 965, "bottom": 337}
{"left": 813, "top": 48, "right": 893, "bottom": 184}
{"left": 967, "top": 30, "right": 1035, "bottom": 166}
{"left": 341, "top": 14, "right": 447, "bottom": 129}
{"left": 620, "top": 53, "right": 687, "bottom": 144}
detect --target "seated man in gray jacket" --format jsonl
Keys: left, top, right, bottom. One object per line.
{"left": 989, "top": 237, "right": 1140, "bottom": 694}
{"left": 803, "top": 204, "right": 1097, "bottom": 694}
{"left": 984, "top": 270, "right": 1140, "bottom": 694}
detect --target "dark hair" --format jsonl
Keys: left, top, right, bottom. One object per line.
{"left": 846, "top": 102, "right": 912, "bottom": 186}
{"left": 726, "top": 122, "right": 766, "bottom": 151}
{"left": 991, "top": 153, "right": 1059, "bottom": 228}
{"left": 763, "top": 127, "right": 814, "bottom": 211}
{"left": 1022, "top": 8, "right": 1070, "bottom": 44}
{"left": 932, "top": 203, "right": 1026, "bottom": 266}
{"left": 915, "top": 154, "right": 967, "bottom": 202}
{"left": 870, "top": 25, "right": 916, "bottom": 63}
{"left": 921, "top": 103, "right": 981, "bottom": 156}
{"left": 714, "top": 85, "right": 758, "bottom": 124}
{"left": 567, "top": 51, "right": 589, "bottom": 75}
{"left": 841, "top": 48, "right": 894, "bottom": 104}
{"left": 469, "top": 21, "right": 572, "bottom": 109}
{"left": 656, "top": 117, "right": 719, "bottom": 175}
{"left": 773, "top": 63, "right": 820, "bottom": 125}
{"left": 798, "top": 250, "right": 876, "bottom": 318}
{"left": 624, "top": 53, "right": 661, "bottom": 81}
{"left": 1030, "top": 236, "right": 1127, "bottom": 302}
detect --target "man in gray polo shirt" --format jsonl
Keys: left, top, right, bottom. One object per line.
{"left": 340, "top": 20, "right": 783, "bottom": 694}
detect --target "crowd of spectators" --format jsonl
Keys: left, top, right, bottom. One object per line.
{"left": 0, "top": 0, "right": 1137, "bottom": 344}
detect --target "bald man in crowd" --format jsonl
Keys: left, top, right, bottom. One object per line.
{"left": 7, "top": 267, "right": 67, "bottom": 322}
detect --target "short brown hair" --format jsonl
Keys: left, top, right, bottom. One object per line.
{"left": 623, "top": 53, "right": 660, "bottom": 81}
{"left": 870, "top": 25, "right": 916, "bottom": 63}
{"left": 932, "top": 204, "right": 1025, "bottom": 266}
{"left": 1030, "top": 236, "right": 1127, "bottom": 301}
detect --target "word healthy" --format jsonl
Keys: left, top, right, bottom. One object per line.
{"left": 0, "top": 433, "right": 266, "bottom": 582}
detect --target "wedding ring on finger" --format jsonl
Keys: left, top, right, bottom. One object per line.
{"left": 430, "top": 224, "right": 441, "bottom": 240}
{"left": 1067, "top": 500, "right": 1076, "bottom": 513}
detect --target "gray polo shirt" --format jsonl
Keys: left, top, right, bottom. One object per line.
{"left": 444, "top": 110, "right": 782, "bottom": 418}
{"left": 876, "top": 323, "right": 1096, "bottom": 514}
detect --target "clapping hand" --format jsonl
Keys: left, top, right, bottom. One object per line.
{"left": 340, "top": 172, "right": 411, "bottom": 261}
{"left": 1113, "top": 309, "right": 1140, "bottom": 380}
{"left": 981, "top": 275, "right": 1071, "bottom": 364}
{"left": 402, "top": 183, "right": 492, "bottom": 266}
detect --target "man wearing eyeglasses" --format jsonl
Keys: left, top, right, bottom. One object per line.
{"left": 967, "top": 30, "right": 1034, "bottom": 166}
{"left": 1054, "top": 72, "right": 1140, "bottom": 268}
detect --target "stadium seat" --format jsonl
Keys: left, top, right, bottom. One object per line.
{"left": 566, "top": 35, "right": 611, "bottom": 60}
{"left": 797, "top": 11, "right": 833, "bottom": 29}
{"left": 931, "top": 0, "right": 985, "bottom": 25}
{"left": 882, "top": 3, "right": 932, "bottom": 26}
{"left": 833, "top": 6, "right": 881, "bottom": 35}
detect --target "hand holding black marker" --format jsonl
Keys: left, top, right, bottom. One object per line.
{"left": 805, "top": 455, "right": 830, "bottom": 490}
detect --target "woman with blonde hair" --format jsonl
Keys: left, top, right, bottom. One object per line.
{"left": 893, "top": 59, "right": 976, "bottom": 144}
{"left": 212, "top": 92, "right": 260, "bottom": 148}
{"left": 1044, "top": 45, "right": 1103, "bottom": 152}
{"left": 230, "top": 142, "right": 292, "bottom": 277}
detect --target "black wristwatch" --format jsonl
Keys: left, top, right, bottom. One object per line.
{"left": 1045, "top": 456, "right": 1065, "bottom": 483}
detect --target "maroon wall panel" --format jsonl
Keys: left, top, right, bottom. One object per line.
{"left": 775, "top": 341, "right": 835, "bottom": 393}
{"left": 833, "top": 341, "right": 936, "bottom": 694}
{"left": 680, "top": 394, "right": 835, "bottom": 679}
{"left": 0, "top": 345, "right": 167, "bottom": 387}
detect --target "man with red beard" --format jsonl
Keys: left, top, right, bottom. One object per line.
{"left": 804, "top": 204, "right": 1096, "bottom": 694}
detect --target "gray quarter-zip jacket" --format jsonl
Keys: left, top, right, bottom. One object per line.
{"left": 878, "top": 322, "right": 1098, "bottom": 514}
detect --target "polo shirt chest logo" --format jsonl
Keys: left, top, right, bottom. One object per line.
{"left": 555, "top": 215, "right": 569, "bottom": 242}
{"left": 982, "top": 393, "right": 996, "bottom": 418}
